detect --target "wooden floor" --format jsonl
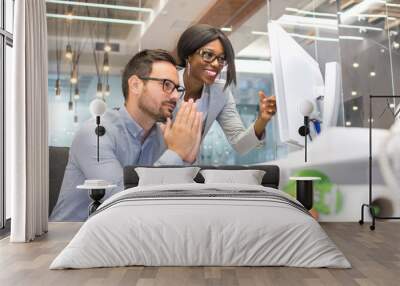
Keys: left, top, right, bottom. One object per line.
{"left": 0, "top": 222, "right": 399, "bottom": 286}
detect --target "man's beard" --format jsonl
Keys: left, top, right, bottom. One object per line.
{"left": 157, "top": 100, "right": 176, "bottom": 122}
{"left": 137, "top": 95, "right": 176, "bottom": 123}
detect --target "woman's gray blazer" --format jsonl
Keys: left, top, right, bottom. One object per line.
{"left": 176, "top": 69, "right": 264, "bottom": 155}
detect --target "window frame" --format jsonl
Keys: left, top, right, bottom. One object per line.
{"left": 0, "top": 0, "right": 13, "bottom": 231}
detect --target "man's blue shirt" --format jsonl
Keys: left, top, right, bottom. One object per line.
{"left": 50, "top": 106, "right": 182, "bottom": 221}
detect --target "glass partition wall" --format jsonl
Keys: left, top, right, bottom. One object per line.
{"left": 266, "top": 0, "right": 400, "bottom": 144}
{"left": 337, "top": 0, "right": 400, "bottom": 129}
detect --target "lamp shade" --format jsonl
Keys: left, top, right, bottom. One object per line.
{"left": 89, "top": 98, "right": 107, "bottom": 117}
{"left": 299, "top": 100, "right": 314, "bottom": 117}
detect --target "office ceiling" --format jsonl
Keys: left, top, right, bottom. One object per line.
{"left": 46, "top": 0, "right": 269, "bottom": 77}
{"left": 46, "top": 0, "right": 400, "bottom": 83}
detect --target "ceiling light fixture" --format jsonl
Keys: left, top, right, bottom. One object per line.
{"left": 103, "top": 53, "right": 110, "bottom": 72}
{"left": 352, "top": 91, "right": 358, "bottom": 96}
{"left": 97, "top": 81, "right": 103, "bottom": 97}
{"left": 105, "top": 84, "right": 110, "bottom": 97}
{"left": 65, "top": 43, "right": 72, "bottom": 60}
{"left": 251, "top": 31, "right": 268, "bottom": 36}
{"left": 386, "top": 3, "right": 400, "bottom": 8}
{"left": 370, "top": 71, "right": 376, "bottom": 77}
{"left": 55, "top": 79, "right": 61, "bottom": 96}
{"left": 277, "top": 16, "right": 382, "bottom": 32}
{"left": 290, "top": 33, "right": 339, "bottom": 42}
{"left": 221, "top": 27, "right": 232, "bottom": 32}
{"left": 46, "top": 0, "right": 153, "bottom": 13}
{"left": 74, "top": 86, "right": 80, "bottom": 100}
{"left": 46, "top": 13, "right": 145, "bottom": 26}
{"left": 66, "top": 4, "right": 73, "bottom": 20}
{"left": 70, "top": 68, "right": 78, "bottom": 84}
{"left": 277, "top": 16, "right": 337, "bottom": 30}
{"left": 251, "top": 29, "right": 338, "bottom": 42}
{"left": 104, "top": 44, "right": 111, "bottom": 52}
{"left": 353, "top": 106, "right": 359, "bottom": 111}
{"left": 285, "top": 7, "right": 337, "bottom": 18}
{"left": 251, "top": 30, "right": 360, "bottom": 42}
{"left": 277, "top": 19, "right": 337, "bottom": 31}
{"left": 70, "top": 71, "right": 77, "bottom": 84}
{"left": 346, "top": 121, "right": 352, "bottom": 126}
{"left": 360, "top": 13, "right": 389, "bottom": 20}
{"left": 339, "top": 24, "right": 383, "bottom": 31}
{"left": 353, "top": 62, "right": 360, "bottom": 68}
{"left": 339, "top": 36, "right": 364, "bottom": 41}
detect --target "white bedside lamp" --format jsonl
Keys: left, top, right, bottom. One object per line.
{"left": 76, "top": 99, "right": 114, "bottom": 216}
{"left": 298, "top": 100, "right": 314, "bottom": 162}
{"left": 89, "top": 99, "right": 107, "bottom": 162}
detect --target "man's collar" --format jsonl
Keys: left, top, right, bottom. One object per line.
{"left": 119, "top": 106, "right": 157, "bottom": 141}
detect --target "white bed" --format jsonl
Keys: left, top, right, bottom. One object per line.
{"left": 50, "top": 183, "right": 351, "bottom": 269}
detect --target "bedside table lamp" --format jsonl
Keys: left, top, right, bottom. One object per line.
{"left": 78, "top": 99, "right": 112, "bottom": 216}
{"left": 89, "top": 99, "right": 107, "bottom": 162}
{"left": 298, "top": 100, "right": 314, "bottom": 162}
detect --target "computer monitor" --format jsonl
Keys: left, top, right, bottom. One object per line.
{"left": 268, "top": 22, "right": 342, "bottom": 147}
{"left": 323, "top": 62, "right": 342, "bottom": 128}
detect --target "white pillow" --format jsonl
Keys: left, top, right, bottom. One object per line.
{"left": 135, "top": 167, "right": 200, "bottom": 186}
{"left": 200, "top": 169, "right": 266, "bottom": 185}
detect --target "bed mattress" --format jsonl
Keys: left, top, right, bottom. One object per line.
{"left": 50, "top": 183, "right": 351, "bottom": 269}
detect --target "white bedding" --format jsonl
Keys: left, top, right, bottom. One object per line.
{"left": 50, "top": 183, "right": 351, "bottom": 269}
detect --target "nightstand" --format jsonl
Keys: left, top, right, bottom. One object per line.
{"left": 77, "top": 184, "right": 116, "bottom": 215}
{"left": 289, "top": 177, "right": 321, "bottom": 210}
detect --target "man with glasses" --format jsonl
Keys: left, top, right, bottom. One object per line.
{"left": 51, "top": 49, "right": 201, "bottom": 221}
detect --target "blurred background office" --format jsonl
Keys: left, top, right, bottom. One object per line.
{"left": 44, "top": 0, "right": 400, "bottom": 164}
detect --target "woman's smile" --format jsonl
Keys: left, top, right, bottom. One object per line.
{"left": 203, "top": 68, "right": 219, "bottom": 82}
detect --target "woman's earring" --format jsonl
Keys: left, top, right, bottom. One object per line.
{"left": 186, "top": 61, "right": 191, "bottom": 77}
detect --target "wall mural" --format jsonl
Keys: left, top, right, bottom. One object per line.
{"left": 46, "top": 0, "right": 400, "bottom": 222}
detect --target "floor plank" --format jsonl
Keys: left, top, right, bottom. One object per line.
{"left": 0, "top": 222, "right": 399, "bottom": 286}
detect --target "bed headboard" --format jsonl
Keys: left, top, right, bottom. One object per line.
{"left": 123, "top": 165, "right": 280, "bottom": 189}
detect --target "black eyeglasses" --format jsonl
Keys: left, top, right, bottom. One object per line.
{"left": 139, "top": 77, "right": 185, "bottom": 96}
{"left": 197, "top": 49, "right": 227, "bottom": 66}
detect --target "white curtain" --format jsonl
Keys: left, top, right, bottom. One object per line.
{"left": 8, "top": 0, "right": 49, "bottom": 242}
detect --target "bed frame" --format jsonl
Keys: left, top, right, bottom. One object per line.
{"left": 123, "top": 165, "right": 280, "bottom": 189}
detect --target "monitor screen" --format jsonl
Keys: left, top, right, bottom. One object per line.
{"left": 269, "top": 22, "right": 324, "bottom": 147}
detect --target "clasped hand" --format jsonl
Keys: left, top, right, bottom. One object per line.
{"left": 160, "top": 99, "right": 202, "bottom": 163}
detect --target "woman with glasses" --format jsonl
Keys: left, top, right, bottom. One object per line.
{"left": 176, "top": 24, "right": 276, "bottom": 158}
